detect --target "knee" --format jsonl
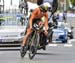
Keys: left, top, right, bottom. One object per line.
{"left": 26, "top": 30, "right": 32, "bottom": 36}
{"left": 25, "top": 32, "right": 30, "bottom": 37}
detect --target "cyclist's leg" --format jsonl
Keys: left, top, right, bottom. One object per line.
{"left": 20, "top": 28, "right": 33, "bottom": 56}
{"left": 22, "top": 28, "right": 33, "bottom": 47}
{"left": 20, "top": 21, "right": 34, "bottom": 57}
{"left": 41, "top": 31, "right": 48, "bottom": 50}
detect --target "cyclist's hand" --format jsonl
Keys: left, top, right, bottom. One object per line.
{"left": 38, "top": 22, "right": 44, "bottom": 26}
{"left": 44, "top": 30, "right": 48, "bottom": 36}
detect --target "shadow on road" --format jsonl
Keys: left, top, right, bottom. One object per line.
{"left": 36, "top": 52, "right": 58, "bottom": 56}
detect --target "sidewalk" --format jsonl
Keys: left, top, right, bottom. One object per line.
{"left": 59, "top": 13, "right": 75, "bottom": 17}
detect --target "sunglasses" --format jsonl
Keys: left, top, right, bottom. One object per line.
{"left": 41, "top": 10, "right": 47, "bottom": 13}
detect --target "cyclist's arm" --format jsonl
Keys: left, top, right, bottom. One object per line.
{"left": 44, "top": 13, "right": 48, "bottom": 31}
{"left": 29, "top": 9, "right": 38, "bottom": 29}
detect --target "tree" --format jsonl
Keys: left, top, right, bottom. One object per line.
{"left": 70, "top": 0, "right": 75, "bottom": 6}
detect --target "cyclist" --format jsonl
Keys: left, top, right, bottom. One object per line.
{"left": 21, "top": 2, "right": 52, "bottom": 54}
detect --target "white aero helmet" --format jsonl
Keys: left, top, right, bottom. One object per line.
{"left": 42, "top": 2, "right": 51, "bottom": 11}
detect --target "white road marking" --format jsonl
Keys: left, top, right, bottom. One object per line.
{"left": 64, "top": 44, "right": 72, "bottom": 47}
{"left": 48, "top": 44, "right": 58, "bottom": 47}
{"left": 48, "top": 39, "right": 75, "bottom": 47}
{"left": 68, "top": 39, "right": 75, "bottom": 43}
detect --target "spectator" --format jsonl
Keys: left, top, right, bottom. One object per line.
{"left": 63, "top": 10, "right": 67, "bottom": 23}
{"left": 52, "top": 13, "right": 59, "bottom": 27}
{"left": 19, "top": 0, "right": 28, "bottom": 15}
{"left": 37, "top": 0, "right": 43, "bottom": 5}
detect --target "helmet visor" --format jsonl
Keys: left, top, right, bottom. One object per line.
{"left": 40, "top": 9, "right": 47, "bottom": 13}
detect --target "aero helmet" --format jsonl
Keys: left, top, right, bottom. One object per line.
{"left": 40, "top": 2, "right": 51, "bottom": 12}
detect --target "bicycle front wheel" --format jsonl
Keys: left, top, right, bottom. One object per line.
{"left": 29, "top": 32, "right": 37, "bottom": 59}
{"left": 20, "top": 34, "right": 31, "bottom": 58}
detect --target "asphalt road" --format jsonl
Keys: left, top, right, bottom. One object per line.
{"left": 0, "top": 39, "right": 75, "bottom": 63}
